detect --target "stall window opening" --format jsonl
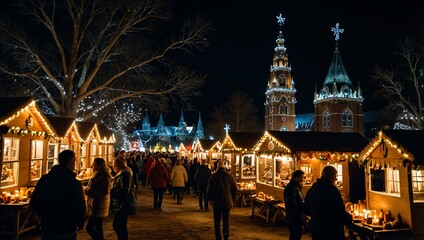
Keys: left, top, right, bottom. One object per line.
{"left": 258, "top": 155, "right": 273, "bottom": 186}
{"left": 370, "top": 168, "right": 400, "bottom": 195}
{"left": 300, "top": 164, "right": 312, "bottom": 185}
{"left": 2, "top": 138, "right": 20, "bottom": 187}
{"left": 387, "top": 168, "right": 400, "bottom": 194}
{"left": 30, "top": 140, "right": 44, "bottom": 181}
{"left": 241, "top": 154, "right": 255, "bottom": 179}
{"left": 412, "top": 169, "right": 424, "bottom": 202}
{"left": 80, "top": 144, "right": 86, "bottom": 170}
{"left": 47, "top": 143, "right": 58, "bottom": 172}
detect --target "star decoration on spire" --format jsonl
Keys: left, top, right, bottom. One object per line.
{"left": 276, "top": 13, "right": 285, "bottom": 27}
{"left": 331, "top": 23, "right": 344, "bottom": 42}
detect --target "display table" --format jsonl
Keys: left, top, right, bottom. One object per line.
{"left": 349, "top": 222, "right": 411, "bottom": 240}
{"left": 271, "top": 202, "right": 286, "bottom": 224}
{"left": 251, "top": 197, "right": 281, "bottom": 223}
{"left": 0, "top": 202, "right": 38, "bottom": 240}
{"left": 235, "top": 189, "right": 255, "bottom": 207}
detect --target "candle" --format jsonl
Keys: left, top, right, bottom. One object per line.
{"left": 14, "top": 194, "right": 20, "bottom": 203}
{"left": 15, "top": 190, "right": 22, "bottom": 201}
{"left": 20, "top": 187, "right": 26, "bottom": 199}
{"left": 372, "top": 216, "right": 379, "bottom": 225}
{"left": 22, "top": 196, "right": 28, "bottom": 202}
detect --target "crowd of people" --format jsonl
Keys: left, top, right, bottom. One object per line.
{"left": 29, "top": 149, "right": 238, "bottom": 240}
{"left": 29, "top": 149, "right": 352, "bottom": 240}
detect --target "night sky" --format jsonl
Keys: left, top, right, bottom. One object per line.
{"left": 0, "top": 1, "right": 423, "bottom": 129}
{"left": 177, "top": 0, "right": 424, "bottom": 127}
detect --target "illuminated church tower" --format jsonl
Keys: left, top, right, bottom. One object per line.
{"left": 313, "top": 23, "right": 364, "bottom": 134}
{"left": 264, "top": 13, "right": 296, "bottom": 131}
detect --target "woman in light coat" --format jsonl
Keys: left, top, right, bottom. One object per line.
{"left": 170, "top": 159, "right": 188, "bottom": 204}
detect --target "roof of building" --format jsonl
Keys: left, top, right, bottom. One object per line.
{"left": 381, "top": 130, "right": 424, "bottom": 165}
{"left": 47, "top": 117, "right": 75, "bottom": 137}
{"left": 227, "top": 132, "right": 264, "bottom": 149}
{"left": 0, "top": 97, "right": 33, "bottom": 122}
{"left": 198, "top": 139, "right": 217, "bottom": 150}
{"left": 75, "top": 121, "right": 96, "bottom": 140}
{"left": 323, "top": 47, "right": 352, "bottom": 87}
{"left": 265, "top": 131, "right": 368, "bottom": 153}
{"left": 0, "top": 97, "right": 55, "bottom": 135}
{"left": 97, "top": 124, "right": 113, "bottom": 138}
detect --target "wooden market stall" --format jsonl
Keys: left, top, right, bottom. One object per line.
{"left": 97, "top": 124, "right": 116, "bottom": 165}
{"left": 357, "top": 130, "right": 424, "bottom": 238}
{"left": 220, "top": 132, "right": 263, "bottom": 182}
{"left": 75, "top": 122, "right": 100, "bottom": 180}
{"left": 253, "top": 131, "right": 368, "bottom": 202}
{"left": 178, "top": 140, "right": 194, "bottom": 158}
{"left": 46, "top": 117, "right": 80, "bottom": 172}
{"left": 0, "top": 97, "right": 55, "bottom": 191}
{"left": 192, "top": 139, "right": 221, "bottom": 164}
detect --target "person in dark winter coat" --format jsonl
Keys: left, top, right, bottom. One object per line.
{"left": 147, "top": 157, "right": 169, "bottom": 210}
{"left": 304, "top": 165, "right": 352, "bottom": 240}
{"left": 84, "top": 158, "right": 112, "bottom": 240}
{"left": 30, "top": 150, "right": 86, "bottom": 240}
{"left": 110, "top": 157, "right": 136, "bottom": 240}
{"left": 194, "top": 159, "right": 212, "bottom": 210}
{"left": 283, "top": 170, "right": 305, "bottom": 240}
{"left": 188, "top": 157, "right": 200, "bottom": 195}
{"left": 127, "top": 155, "right": 140, "bottom": 191}
{"left": 207, "top": 161, "right": 237, "bottom": 240}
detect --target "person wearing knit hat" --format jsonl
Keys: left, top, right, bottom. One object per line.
{"left": 207, "top": 160, "right": 237, "bottom": 240}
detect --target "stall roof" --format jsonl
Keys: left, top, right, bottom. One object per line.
{"left": 179, "top": 140, "right": 193, "bottom": 151}
{"left": 0, "top": 97, "right": 33, "bottom": 120}
{"left": 75, "top": 121, "right": 96, "bottom": 140}
{"left": 47, "top": 117, "right": 75, "bottom": 137}
{"left": 198, "top": 139, "right": 218, "bottom": 151}
{"left": 264, "top": 131, "right": 369, "bottom": 153}
{"left": 384, "top": 130, "right": 424, "bottom": 164}
{"left": 360, "top": 130, "right": 424, "bottom": 165}
{"left": 0, "top": 97, "right": 55, "bottom": 135}
{"left": 226, "top": 132, "right": 264, "bottom": 149}
{"left": 97, "top": 124, "right": 114, "bottom": 139}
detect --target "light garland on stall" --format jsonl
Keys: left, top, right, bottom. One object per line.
{"left": 254, "top": 131, "right": 291, "bottom": 154}
{"left": 1, "top": 100, "right": 55, "bottom": 138}
{"left": 359, "top": 130, "right": 415, "bottom": 169}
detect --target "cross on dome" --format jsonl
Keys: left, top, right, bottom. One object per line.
{"left": 224, "top": 124, "right": 231, "bottom": 135}
{"left": 331, "top": 23, "right": 344, "bottom": 42}
{"left": 276, "top": 13, "right": 285, "bottom": 27}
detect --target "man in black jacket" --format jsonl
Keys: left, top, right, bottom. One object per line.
{"left": 30, "top": 150, "right": 86, "bottom": 240}
{"left": 283, "top": 170, "right": 305, "bottom": 240}
{"left": 207, "top": 160, "right": 237, "bottom": 240}
{"left": 194, "top": 159, "right": 212, "bottom": 210}
{"left": 304, "top": 165, "right": 352, "bottom": 240}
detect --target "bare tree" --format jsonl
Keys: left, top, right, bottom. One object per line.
{"left": 371, "top": 37, "right": 424, "bottom": 129}
{"left": 207, "top": 90, "right": 261, "bottom": 140}
{"left": 0, "top": 0, "right": 213, "bottom": 120}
